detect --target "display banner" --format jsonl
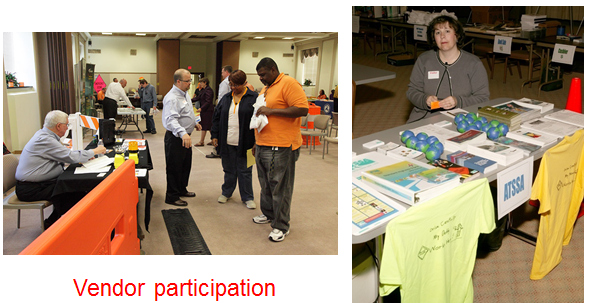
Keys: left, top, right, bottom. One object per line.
{"left": 493, "top": 35, "right": 512, "bottom": 54}
{"left": 414, "top": 25, "right": 427, "bottom": 41}
{"left": 84, "top": 64, "right": 95, "bottom": 116}
{"left": 497, "top": 156, "right": 534, "bottom": 219}
{"left": 551, "top": 43, "right": 576, "bottom": 65}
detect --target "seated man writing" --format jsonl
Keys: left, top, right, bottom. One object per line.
{"left": 15, "top": 110, "right": 106, "bottom": 229}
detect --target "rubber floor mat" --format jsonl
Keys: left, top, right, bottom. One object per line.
{"left": 162, "top": 208, "right": 212, "bottom": 255}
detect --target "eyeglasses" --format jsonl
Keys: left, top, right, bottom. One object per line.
{"left": 179, "top": 79, "right": 191, "bottom": 83}
{"left": 60, "top": 122, "right": 71, "bottom": 128}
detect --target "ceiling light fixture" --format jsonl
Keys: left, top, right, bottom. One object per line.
{"left": 254, "top": 37, "right": 265, "bottom": 39}
{"left": 136, "top": 33, "right": 146, "bottom": 36}
{"left": 282, "top": 37, "right": 294, "bottom": 40}
{"left": 102, "top": 33, "right": 113, "bottom": 35}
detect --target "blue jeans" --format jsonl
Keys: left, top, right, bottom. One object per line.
{"left": 255, "top": 145, "right": 299, "bottom": 232}
{"left": 221, "top": 145, "right": 254, "bottom": 201}
{"left": 141, "top": 102, "right": 155, "bottom": 132}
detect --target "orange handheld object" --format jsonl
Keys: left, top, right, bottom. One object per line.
{"left": 431, "top": 101, "right": 440, "bottom": 110}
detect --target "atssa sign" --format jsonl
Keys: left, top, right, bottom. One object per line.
{"left": 497, "top": 156, "right": 534, "bottom": 219}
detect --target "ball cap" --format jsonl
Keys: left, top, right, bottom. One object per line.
{"left": 138, "top": 77, "right": 145, "bottom": 82}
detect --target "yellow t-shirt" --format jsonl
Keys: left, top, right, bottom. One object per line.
{"left": 379, "top": 179, "right": 495, "bottom": 302}
{"left": 256, "top": 73, "right": 309, "bottom": 150}
{"left": 530, "top": 129, "right": 584, "bottom": 280}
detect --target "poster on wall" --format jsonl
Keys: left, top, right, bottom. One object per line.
{"left": 84, "top": 64, "right": 95, "bottom": 116}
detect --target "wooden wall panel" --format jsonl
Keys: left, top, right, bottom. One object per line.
{"left": 157, "top": 39, "right": 180, "bottom": 95}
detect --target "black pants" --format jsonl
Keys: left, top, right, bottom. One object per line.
{"left": 164, "top": 130, "right": 192, "bottom": 203}
{"left": 16, "top": 180, "right": 85, "bottom": 225}
{"left": 103, "top": 97, "right": 117, "bottom": 120}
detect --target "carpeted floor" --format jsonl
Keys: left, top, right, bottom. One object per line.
{"left": 353, "top": 38, "right": 584, "bottom": 302}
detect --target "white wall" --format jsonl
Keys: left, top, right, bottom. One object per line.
{"left": 87, "top": 36, "right": 157, "bottom": 73}
{"left": 239, "top": 40, "right": 297, "bottom": 92}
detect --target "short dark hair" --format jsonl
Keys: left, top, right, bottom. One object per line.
{"left": 228, "top": 70, "right": 247, "bottom": 86}
{"left": 256, "top": 57, "right": 279, "bottom": 72}
{"left": 139, "top": 79, "right": 147, "bottom": 85}
{"left": 199, "top": 77, "right": 210, "bottom": 86}
{"left": 222, "top": 65, "right": 233, "bottom": 73}
{"left": 427, "top": 15, "right": 465, "bottom": 51}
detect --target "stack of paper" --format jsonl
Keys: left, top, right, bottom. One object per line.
{"left": 520, "top": 118, "right": 582, "bottom": 138}
{"left": 467, "top": 140, "right": 524, "bottom": 166}
{"left": 521, "top": 14, "right": 546, "bottom": 30}
{"left": 76, "top": 156, "right": 114, "bottom": 174}
{"left": 543, "top": 110, "right": 584, "bottom": 128}
{"left": 512, "top": 98, "right": 554, "bottom": 114}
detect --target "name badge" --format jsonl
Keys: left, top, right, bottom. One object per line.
{"left": 428, "top": 71, "right": 439, "bottom": 79}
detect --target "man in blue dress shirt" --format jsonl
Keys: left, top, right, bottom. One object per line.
{"left": 162, "top": 69, "right": 202, "bottom": 206}
{"left": 15, "top": 110, "right": 106, "bottom": 228}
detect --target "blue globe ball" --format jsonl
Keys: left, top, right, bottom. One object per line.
{"left": 467, "top": 112, "right": 477, "bottom": 120}
{"left": 433, "top": 141, "right": 444, "bottom": 153}
{"left": 401, "top": 130, "right": 415, "bottom": 143}
{"left": 424, "top": 146, "right": 441, "bottom": 161}
{"left": 489, "top": 120, "right": 500, "bottom": 127}
{"left": 481, "top": 122, "right": 492, "bottom": 133}
{"left": 416, "top": 132, "right": 429, "bottom": 141}
{"left": 415, "top": 141, "right": 430, "bottom": 152}
{"left": 426, "top": 136, "right": 439, "bottom": 145}
{"left": 465, "top": 116, "right": 475, "bottom": 124}
{"left": 454, "top": 114, "right": 465, "bottom": 125}
{"left": 473, "top": 120, "right": 483, "bottom": 130}
{"left": 479, "top": 116, "right": 488, "bottom": 124}
{"left": 406, "top": 136, "right": 419, "bottom": 149}
{"left": 497, "top": 123, "right": 509, "bottom": 136}
{"left": 457, "top": 120, "right": 469, "bottom": 133}
{"left": 487, "top": 127, "right": 500, "bottom": 140}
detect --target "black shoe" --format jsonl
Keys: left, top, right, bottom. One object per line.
{"left": 180, "top": 192, "right": 196, "bottom": 197}
{"left": 206, "top": 152, "right": 221, "bottom": 159}
{"left": 151, "top": 130, "right": 157, "bottom": 134}
{"left": 143, "top": 129, "right": 152, "bottom": 133}
{"left": 165, "top": 199, "right": 188, "bottom": 207}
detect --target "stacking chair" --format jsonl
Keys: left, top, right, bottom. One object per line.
{"left": 504, "top": 48, "right": 541, "bottom": 86}
{"left": 329, "top": 112, "right": 338, "bottom": 137}
{"left": 473, "top": 42, "right": 511, "bottom": 80}
{"left": 300, "top": 114, "right": 330, "bottom": 155}
{"left": 3, "top": 154, "right": 52, "bottom": 230}
{"left": 322, "top": 136, "right": 338, "bottom": 159}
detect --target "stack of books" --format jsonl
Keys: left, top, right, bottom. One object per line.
{"left": 467, "top": 140, "right": 524, "bottom": 166}
{"left": 512, "top": 98, "right": 554, "bottom": 114}
{"left": 494, "top": 101, "right": 541, "bottom": 122}
{"left": 447, "top": 151, "right": 498, "bottom": 174}
{"left": 506, "top": 128, "right": 559, "bottom": 147}
{"left": 360, "top": 160, "right": 461, "bottom": 205}
{"left": 493, "top": 136, "right": 541, "bottom": 156}
{"left": 543, "top": 110, "right": 584, "bottom": 128}
{"left": 428, "top": 159, "right": 481, "bottom": 183}
{"left": 478, "top": 106, "right": 521, "bottom": 130}
{"left": 445, "top": 129, "right": 487, "bottom": 152}
{"left": 520, "top": 118, "right": 582, "bottom": 138}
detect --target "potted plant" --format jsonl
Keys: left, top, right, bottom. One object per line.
{"left": 303, "top": 79, "right": 313, "bottom": 86}
{"left": 5, "top": 72, "right": 19, "bottom": 88}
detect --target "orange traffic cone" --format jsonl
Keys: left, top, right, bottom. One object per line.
{"left": 565, "top": 77, "right": 582, "bottom": 113}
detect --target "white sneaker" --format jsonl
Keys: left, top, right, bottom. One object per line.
{"left": 218, "top": 195, "right": 229, "bottom": 203}
{"left": 244, "top": 200, "right": 256, "bottom": 209}
{"left": 252, "top": 214, "right": 271, "bottom": 224}
{"left": 269, "top": 229, "right": 289, "bottom": 242}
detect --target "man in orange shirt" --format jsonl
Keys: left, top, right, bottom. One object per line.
{"left": 97, "top": 87, "right": 106, "bottom": 103}
{"left": 252, "top": 57, "right": 309, "bottom": 242}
